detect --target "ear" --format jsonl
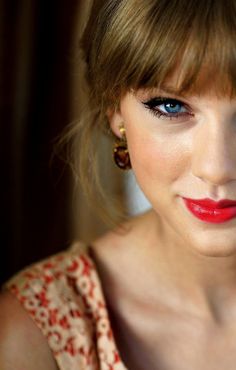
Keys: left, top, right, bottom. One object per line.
{"left": 107, "top": 106, "right": 125, "bottom": 138}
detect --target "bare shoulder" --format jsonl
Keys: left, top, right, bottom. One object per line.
{"left": 0, "top": 290, "right": 59, "bottom": 370}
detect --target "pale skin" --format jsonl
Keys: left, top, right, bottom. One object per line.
{"left": 2, "top": 72, "right": 236, "bottom": 369}
{"left": 95, "top": 75, "right": 236, "bottom": 368}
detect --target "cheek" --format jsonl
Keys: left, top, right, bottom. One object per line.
{"left": 120, "top": 93, "right": 191, "bottom": 188}
{"left": 127, "top": 130, "right": 187, "bottom": 185}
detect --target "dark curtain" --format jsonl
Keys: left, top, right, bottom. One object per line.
{"left": 0, "top": 1, "right": 82, "bottom": 284}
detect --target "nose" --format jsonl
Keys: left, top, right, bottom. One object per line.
{"left": 191, "top": 123, "right": 236, "bottom": 186}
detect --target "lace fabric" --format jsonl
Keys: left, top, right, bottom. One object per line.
{"left": 4, "top": 242, "right": 127, "bottom": 370}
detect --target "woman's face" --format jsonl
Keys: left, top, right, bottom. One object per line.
{"left": 110, "top": 76, "right": 236, "bottom": 257}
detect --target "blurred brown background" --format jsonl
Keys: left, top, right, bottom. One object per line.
{"left": 0, "top": 0, "right": 125, "bottom": 285}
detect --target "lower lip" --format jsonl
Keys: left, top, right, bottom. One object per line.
{"left": 182, "top": 198, "right": 236, "bottom": 224}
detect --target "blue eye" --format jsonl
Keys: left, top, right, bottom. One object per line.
{"left": 163, "top": 101, "right": 183, "bottom": 114}
{"left": 142, "top": 97, "right": 192, "bottom": 121}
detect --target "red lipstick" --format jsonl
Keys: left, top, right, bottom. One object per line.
{"left": 182, "top": 197, "right": 236, "bottom": 223}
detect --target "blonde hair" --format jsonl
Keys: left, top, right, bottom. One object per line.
{"left": 63, "top": 0, "right": 236, "bottom": 224}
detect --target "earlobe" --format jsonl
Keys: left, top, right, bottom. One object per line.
{"left": 107, "top": 107, "right": 124, "bottom": 138}
{"left": 107, "top": 106, "right": 131, "bottom": 170}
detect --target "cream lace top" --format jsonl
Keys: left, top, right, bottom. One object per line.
{"left": 4, "top": 242, "right": 128, "bottom": 370}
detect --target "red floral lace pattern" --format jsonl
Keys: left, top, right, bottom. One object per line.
{"left": 4, "top": 242, "right": 127, "bottom": 370}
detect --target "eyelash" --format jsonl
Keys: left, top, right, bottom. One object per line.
{"left": 142, "top": 97, "right": 193, "bottom": 121}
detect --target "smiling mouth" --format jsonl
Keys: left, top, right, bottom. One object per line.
{"left": 182, "top": 197, "right": 236, "bottom": 224}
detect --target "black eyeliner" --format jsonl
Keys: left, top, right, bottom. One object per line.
{"left": 143, "top": 97, "right": 181, "bottom": 108}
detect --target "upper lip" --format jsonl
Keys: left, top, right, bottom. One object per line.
{"left": 183, "top": 197, "right": 236, "bottom": 209}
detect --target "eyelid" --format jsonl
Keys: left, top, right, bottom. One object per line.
{"left": 142, "top": 96, "right": 190, "bottom": 107}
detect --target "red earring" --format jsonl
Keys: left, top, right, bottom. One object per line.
{"left": 113, "top": 125, "right": 131, "bottom": 170}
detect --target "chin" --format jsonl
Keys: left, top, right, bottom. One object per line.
{"left": 195, "top": 247, "right": 236, "bottom": 258}
{"left": 188, "top": 235, "right": 236, "bottom": 258}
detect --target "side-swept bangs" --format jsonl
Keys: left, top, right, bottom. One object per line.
{"left": 82, "top": 0, "right": 236, "bottom": 104}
